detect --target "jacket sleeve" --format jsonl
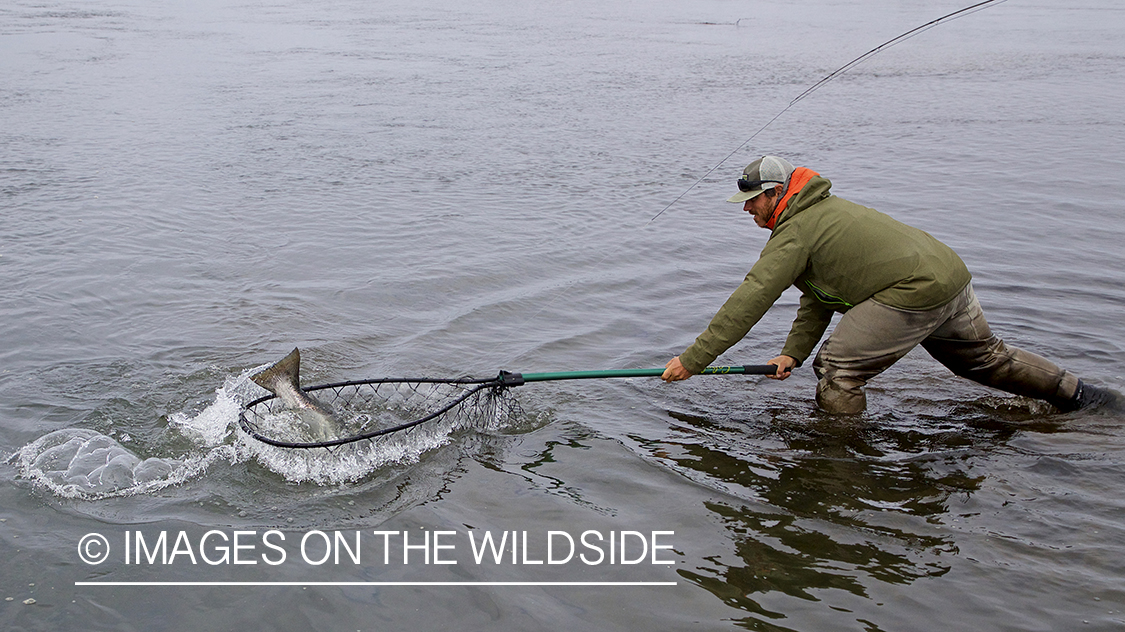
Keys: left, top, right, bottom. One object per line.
{"left": 679, "top": 232, "right": 809, "bottom": 373}
{"left": 779, "top": 291, "right": 834, "bottom": 365}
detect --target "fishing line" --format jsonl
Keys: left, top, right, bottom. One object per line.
{"left": 247, "top": 0, "right": 1017, "bottom": 453}
{"left": 502, "top": 0, "right": 1009, "bottom": 355}
{"left": 647, "top": 0, "right": 1009, "bottom": 223}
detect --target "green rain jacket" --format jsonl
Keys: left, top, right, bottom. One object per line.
{"left": 678, "top": 175, "right": 972, "bottom": 373}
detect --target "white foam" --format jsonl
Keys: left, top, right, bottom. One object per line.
{"left": 169, "top": 366, "right": 266, "bottom": 447}
{"left": 10, "top": 427, "right": 237, "bottom": 499}
{"left": 238, "top": 412, "right": 463, "bottom": 485}
{"left": 12, "top": 366, "right": 523, "bottom": 494}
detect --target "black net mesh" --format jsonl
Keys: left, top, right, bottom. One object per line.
{"left": 239, "top": 377, "right": 521, "bottom": 449}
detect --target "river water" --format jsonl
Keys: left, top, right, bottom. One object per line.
{"left": 2, "top": 0, "right": 1124, "bottom": 629}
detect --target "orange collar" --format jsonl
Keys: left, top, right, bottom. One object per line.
{"left": 765, "top": 167, "right": 819, "bottom": 230}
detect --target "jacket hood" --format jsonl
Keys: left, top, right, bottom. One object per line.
{"left": 773, "top": 174, "right": 833, "bottom": 230}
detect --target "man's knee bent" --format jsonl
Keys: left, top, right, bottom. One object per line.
{"left": 815, "top": 376, "right": 868, "bottom": 414}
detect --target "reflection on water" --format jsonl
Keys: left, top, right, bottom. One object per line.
{"left": 690, "top": 501, "right": 953, "bottom": 626}
{"left": 636, "top": 400, "right": 1072, "bottom": 628}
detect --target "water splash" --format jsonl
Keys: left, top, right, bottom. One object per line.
{"left": 237, "top": 384, "right": 524, "bottom": 485}
{"left": 241, "top": 417, "right": 462, "bottom": 486}
{"left": 12, "top": 366, "right": 258, "bottom": 497}
{"left": 13, "top": 428, "right": 173, "bottom": 494}
{"left": 12, "top": 365, "right": 529, "bottom": 494}
{"left": 168, "top": 366, "right": 263, "bottom": 447}
{"left": 8, "top": 428, "right": 236, "bottom": 500}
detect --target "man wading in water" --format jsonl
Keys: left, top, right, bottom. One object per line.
{"left": 661, "top": 155, "right": 1114, "bottom": 414}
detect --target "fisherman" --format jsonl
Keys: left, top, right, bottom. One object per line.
{"left": 661, "top": 155, "right": 1113, "bottom": 413}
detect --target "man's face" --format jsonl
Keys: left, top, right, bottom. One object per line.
{"left": 744, "top": 186, "right": 781, "bottom": 228}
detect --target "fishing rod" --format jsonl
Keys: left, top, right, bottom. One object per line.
{"left": 241, "top": 1, "right": 1016, "bottom": 452}
{"left": 506, "top": 0, "right": 1012, "bottom": 347}
{"left": 648, "top": 0, "right": 1010, "bottom": 223}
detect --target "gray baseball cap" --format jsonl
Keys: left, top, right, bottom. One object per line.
{"left": 727, "top": 156, "right": 795, "bottom": 203}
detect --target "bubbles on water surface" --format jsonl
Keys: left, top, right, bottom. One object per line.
{"left": 9, "top": 425, "right": 233, "bottom": 500}
{"left": 16, "top": 428, "right": 176, "bottom": 494}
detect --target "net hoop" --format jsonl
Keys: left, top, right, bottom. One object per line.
{"left": 238, "top": 375, "right": 507, "bottom": 449}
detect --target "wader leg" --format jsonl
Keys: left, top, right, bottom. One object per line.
{"left": 920, "top": 288, "right": 1079, "bottom": 408}
{"left": 812, "top": 296, "right": 956, "bottom": 414}
{"left": 811, "top": 284, "right": 1078, "bottom": 413}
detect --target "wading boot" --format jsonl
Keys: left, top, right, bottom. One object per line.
{"left": 1060, "top": 379, "right": 1118, "bottom": 412}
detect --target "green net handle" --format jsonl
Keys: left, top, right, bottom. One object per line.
{"left": 515, "top": 364, "right": 777, "bottom": 383}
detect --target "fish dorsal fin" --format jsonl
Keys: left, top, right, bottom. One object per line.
{"left": 251, "top": 347, "right": 302, "bottom": 393}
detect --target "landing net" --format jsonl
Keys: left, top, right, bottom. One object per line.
{"left": 238, "top": 375, "right": 519, "bottom": 450}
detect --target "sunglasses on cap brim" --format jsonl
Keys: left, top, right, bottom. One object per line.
{"left": 737, "top": 177, "right": 784, "bottom": 193}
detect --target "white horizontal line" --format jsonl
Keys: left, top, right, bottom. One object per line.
{"left": 76, "top": 581, "right": 677, "bottom": 587}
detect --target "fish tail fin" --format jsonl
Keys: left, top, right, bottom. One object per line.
{"left": 251, "top": 347, "right": 302, "bottom": 394}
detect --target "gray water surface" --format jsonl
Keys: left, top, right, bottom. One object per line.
{"left": 3, "top": 0, "right": 1124, "bottom": 630}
